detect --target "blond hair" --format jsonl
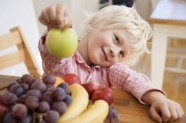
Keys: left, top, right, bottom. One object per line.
{"left": 79, "top": 5, "right": 152, "bottom": 66}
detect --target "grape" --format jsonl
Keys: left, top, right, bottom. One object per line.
{"left": 42, "top": 74, "right": 56, "bottom": 85}
{"left": 45, "top": 110, "right": 59, "bottom": 123}
{"left": 3, "top": 112, "right": 17, "bottom": 123}
{"left": 31, "top": 81, "right": 46, "bottom": 93}
{"left": 107, "top": 106, "right": 119, "bottom": 119}
{"left": 27, "top": 78, "right": 39, "bottom": 87}
{"left": 9, "top": 84, "right": 24, "bottom": 97}
{"left": 37, "top": 101, "right": 50, "bottom": 113}
{"left": 11, "top": 103, "right": 28, "bottom": 119}
{"left": 46, "top": 85, "right": 55, "bottom": 92}
{"left": 1, "top": 74, "right": 74, "bottom": 123}
{"left": 63, "top": 95, "right": 72, "bottom": 106}
{"left": 57, "top": 82, "right": 70, "bottom": 94}
{"left": 16, "top": 95, "right": 26, "bottom": 104}
{"left": 26, "top": 89, "right": 41, "bottom": 99}
{"left": 40, "top": 91, "right": 53, "bottom": 105}
{"left": 25, "top": 96, "right": 39, "bottom": 110}
{"left": 20, "top": 83, "right": 29, "bottom": 94}
{"left": 1, "top": 91, "right": 17, "bottom": 106}
{"left": 16, "top": 78, "right": 22, "bottom": 83}
{"left": 52, "top": 88, "right": 66, "bottom": 101}
{"left": 20, "top": 115, "right": 32, "bottom": 123}
{"left": 7, "top": 81, "right": 19, "bottom": 90}
{"left": 57, "top": 82, "right": 69, "bottom": 89}
{"left": 21, "top": 74, "right": 32, "bottom": 83}
{"left": 52, "top": 101, "right": 67, "bottom": 115}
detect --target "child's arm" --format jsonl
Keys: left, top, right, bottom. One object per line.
{"left": 142, "top": 90, "right": 184, "bottom": 123}
{"left": 108, "top": 63, "right": 184, "bottom": 123}
{"left": 39, "top": 3, "right": 72, "bottom": 29}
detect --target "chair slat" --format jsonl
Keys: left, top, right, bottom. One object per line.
{"left": 0, "top": 49, "right": 25, "bottom": 69}
{"left": 0, "top": 31, "right": 22, "bottom": 50}
{"left": 0, "top": 26, "right": 41, "bottom": 77}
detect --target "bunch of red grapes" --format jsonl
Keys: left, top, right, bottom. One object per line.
{"left": 0, "top": 74, "right": 72, "bottom": 123}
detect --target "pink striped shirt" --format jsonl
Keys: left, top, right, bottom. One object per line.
{"left": 39, "top": 35, "right": 164, "bottom": 104}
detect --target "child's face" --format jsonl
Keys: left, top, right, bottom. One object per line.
{"left": 87, "top": 29, "right": 130, "bottom": 67}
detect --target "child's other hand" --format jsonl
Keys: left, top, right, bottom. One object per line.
{"left": 150, "top": 98, "right": 184, "bottom": 123}
{"left": 39, "top": 3, "right": 72, "bottom": 29}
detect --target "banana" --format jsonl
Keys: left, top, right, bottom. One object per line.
{"left": 63, "top": 100, "right": 109, "bottom": 123}
{"left": 57, "top": 84, "right": 89, "bottom": 122}
{"left": 54, "top": 76, "right": 64, "bottom": 87}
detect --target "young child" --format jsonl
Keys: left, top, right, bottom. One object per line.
{"left": 38, "top": 3, "right": 184, "bottom": 123}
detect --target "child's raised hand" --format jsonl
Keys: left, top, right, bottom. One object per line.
{"left": 39, "top": 3, "right": 72, "bottom": 29}
{"left": 149, "top": 96, "right": 184, "bottom": 123}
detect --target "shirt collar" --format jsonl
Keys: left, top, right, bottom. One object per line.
{"left": 74, "top": 51, "right": 102, "bottom": 70}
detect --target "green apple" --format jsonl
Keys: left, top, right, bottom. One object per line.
{"left": 46, "top": 28, "right": 78, "bottom": 58}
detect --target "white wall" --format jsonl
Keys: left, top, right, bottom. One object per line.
{"left": 136, "top": 0, "right": 152, "bottom": 20}
{"left": 0, "top": 0, "right": 42, "bottom": 76}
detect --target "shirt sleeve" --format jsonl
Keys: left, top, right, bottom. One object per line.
{"left": 108, "top": 63, "right": 165, "bottom": 104}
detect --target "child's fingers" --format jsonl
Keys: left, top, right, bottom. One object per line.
{"left": 39, "top": 15, "right": 48, "bottom": 26}
{"left": 46, "top": 5, "right": 57, "bottom": 22}
{"left": 177, "top": 103, "right": 184, "bottom": 118}
{"left": 158, "top": 103, "right": 171, "bottom": 122}
{"left": 176, "top": 107, "right": 183, "bottom": 119}
{"left": 180, "top": 104, "right": 184, "bottom": 115}
{"left": 39, "top": 4, "right": 72, "bottom": 29}
{"left": 39, "top": 10, "right": 50, "bottom": 26}
{"left": 168, "top": 104, "right": 178, "bottom": 121}
{"left": 56, "top": 4, "right": 67, "bottom": 28}
{"left": 56, "top": 4, "right": 72, "bottom": 28}
{"left": 149, "top": 106, "right": 162, "bottom": 123}
{"left": 168, "top": 102, "right": 184, "bottom": 122}
{"left": 64, "top": 9, "right": 72, "bottom": 28}
{"left": 42, "top": 9, "right": 52, "bottom": 25}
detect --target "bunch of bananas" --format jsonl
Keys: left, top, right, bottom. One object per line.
{"left": 57, "top": 84, "right": 109, "bottom": 123}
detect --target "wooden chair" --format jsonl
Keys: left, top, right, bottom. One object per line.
{"left": 0, "top": 26, "right": 41, "bottom": 77}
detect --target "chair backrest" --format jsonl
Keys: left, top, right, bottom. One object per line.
{"left": 0, "top": 26, "right": 41, "bottom": 77}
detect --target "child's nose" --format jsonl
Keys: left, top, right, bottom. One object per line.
{"left": 110, "top": 47, "right": 120, "bottom": 57}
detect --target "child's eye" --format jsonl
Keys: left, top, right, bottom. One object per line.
{"left": 114, "top": 35, "right": 119, "bottom": 44}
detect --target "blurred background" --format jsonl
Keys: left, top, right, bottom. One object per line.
{"left": 0, "top": 0, "right": 186, "bottom": 113}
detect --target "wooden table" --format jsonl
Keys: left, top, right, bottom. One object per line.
{"left": 148, "top": 0, "right": 186, "bottom": 89}
{"left": 0, "top": 74, "right": 186, "bottom": 123}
